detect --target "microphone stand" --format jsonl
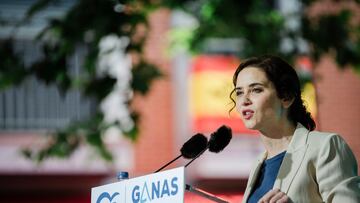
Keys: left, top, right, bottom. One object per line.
{"left": 185, "top": 184, "right": 229, "bottom": 203}
{"left": 154, "top": 154, "right": 182, "bottom": 173}
{"left": 157, "top": 141, "right": 208, "bottom": 173}
{"left": 185, "top": 145, "right": 209, "bottom": 167}
{"left": 184, "top": 145, "right": 229, "bottom": 202}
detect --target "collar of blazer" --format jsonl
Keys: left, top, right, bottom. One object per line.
{"left": 242, "top": 151, "right": 267, "bottom": 201}
{"left": 242, "top": 123, "right": 310, "bottom": 202}
{"left": 273, "top": 123, "right": 310, "bottom": 193}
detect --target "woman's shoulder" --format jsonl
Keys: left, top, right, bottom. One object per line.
{"left": 307, "top": 130, "right": 342, "bottom": 143}
{"left": 305, "top": 130, "right": 345, "bottom": 155}
{"left": 306, "top": 130, "right": 355, "bottom": 161}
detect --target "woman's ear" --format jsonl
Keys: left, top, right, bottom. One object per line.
{"left": 281, "top": 96, "right": 295, "bottom": 109}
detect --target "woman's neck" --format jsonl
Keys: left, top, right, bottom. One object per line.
{"left": 259, "top": 121, "right": 296, "bottom": 159}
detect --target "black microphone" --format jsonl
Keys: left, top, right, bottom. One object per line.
{"left": 185, "top": 125, "right": 232, "bottom": 167}
{"left": 183, "top": 125, "right": 232, "bottom": 203}
{"left": 208, "top": 125, "right": 232, "bottom": 153}
{"left": 154, "top": 133, "right": 208, "bottom": 173}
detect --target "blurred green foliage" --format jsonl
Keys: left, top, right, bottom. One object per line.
{"left": 1, "top": 0, "right": 162, "bottom": 162}
{"left": 168, "top": 0, "right": 360, "bottom": 72}
{"left": 1, "top": 0, "right": 360, "bottom": 162}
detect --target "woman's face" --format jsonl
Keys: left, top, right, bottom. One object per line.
{"left": 235, "top": 67, "right": 287, "bottom": 131}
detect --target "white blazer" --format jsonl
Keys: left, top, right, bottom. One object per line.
{"left": 242, "top": 123, "right": 360, "bottom": 203}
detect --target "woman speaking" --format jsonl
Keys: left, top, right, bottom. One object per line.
{"left": 230, "top": 55, "right": 360, "bottom": 203}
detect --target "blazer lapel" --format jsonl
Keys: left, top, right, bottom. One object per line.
{"left": 242, "top": 152, "right": 266, "bottom": 202}
{"left": 273, "top": 123, "right": 309, "bottom": 194}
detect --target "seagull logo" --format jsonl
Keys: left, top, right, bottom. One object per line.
{"left": 96, "top": 192, "right": 120, "bottom": 203}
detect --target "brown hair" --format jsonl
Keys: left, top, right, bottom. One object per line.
{"left": 230, "top": 55, "right": 316, "bottom": 131}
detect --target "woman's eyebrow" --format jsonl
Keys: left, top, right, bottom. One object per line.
{"left": 249, "top": 82, "right": 265, "bottom": 87}
{"left": 235, "top": 82, "right": 265, "bottom": 89}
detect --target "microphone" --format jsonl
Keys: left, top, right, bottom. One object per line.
{"left": 183, "top": 125, "right": 232, "bottom": 203}
{"left": 208, "top": 125, "right": 232, "bottom": 153}
{"left": 180, "top": 133, "right": 209, "bottom": 158}
{"left": 154, "top": 133, "right": 208, "bottom": 173}
{"left": 185, "top": 125, "right": 232, "bottom": 167}
{"left": 135, "top": 129, "right": 229, "bottom": 202}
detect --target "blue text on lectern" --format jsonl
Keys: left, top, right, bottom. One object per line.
{"left": 131, "top": 177, "right": 178, "bottom": 202}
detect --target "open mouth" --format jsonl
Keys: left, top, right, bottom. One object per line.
{"left": 242, "top": 110, "right": 254, "bottom": 120}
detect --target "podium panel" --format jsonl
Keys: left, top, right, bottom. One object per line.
{"left": 92, "top": 167, "right": 185, "bottom": 203}
{"left": 92, "top": 181, "right": 126, "bottom": 203}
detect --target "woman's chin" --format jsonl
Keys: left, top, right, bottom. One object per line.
{"left": 244, "top": 121, "right": 258, "bottom": 130}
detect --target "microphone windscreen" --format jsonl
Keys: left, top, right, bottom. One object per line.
{"left": 208, "top": 125, "right": 232, "bottom": 153}
{"left": 180, "top": 133, "right": 208, "bottom": 159}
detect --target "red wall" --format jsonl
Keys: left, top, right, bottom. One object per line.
{"left": 133, "top": 9, "right": 175, "bottom": 175}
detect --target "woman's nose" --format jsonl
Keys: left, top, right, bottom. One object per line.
{"left": 242, "top": 94, "right": 251, "bottom": 106}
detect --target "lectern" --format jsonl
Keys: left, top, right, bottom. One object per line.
{"left": 91, "top": 167, "right": 228, "bottom": 203}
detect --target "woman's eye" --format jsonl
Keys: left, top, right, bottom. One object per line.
{"left": 252, "top": 88, "right": 262, "bottom": 93}
{"left": 236, "top": 91, "right": 243, "bottom": 96}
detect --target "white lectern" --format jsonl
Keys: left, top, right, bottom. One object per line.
{"left": 91, "top": 167, "right": 228, "bottom": 203}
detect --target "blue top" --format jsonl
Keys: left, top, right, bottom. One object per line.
{"left": 247, "top": 151, "right": 286, "bottom": 203}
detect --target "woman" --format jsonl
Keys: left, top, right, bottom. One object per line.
{"left": 230, "top": 55, "right": 360, "bottom": 203}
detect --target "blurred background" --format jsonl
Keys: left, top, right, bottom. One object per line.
{"left": 0, "top": 0, "right": 359, "bottom": 202}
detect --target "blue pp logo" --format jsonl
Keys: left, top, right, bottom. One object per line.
{"left": 96, "top": 192, "right": 120, "bottom": 203}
